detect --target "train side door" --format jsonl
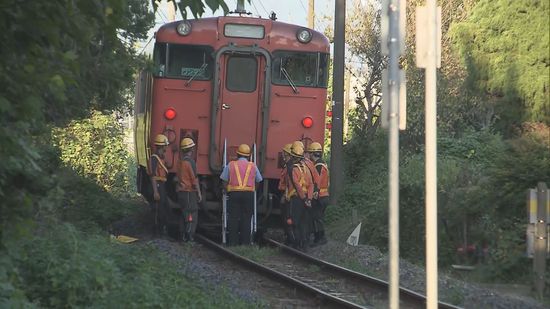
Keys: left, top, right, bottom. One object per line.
{"left": 219, "top": 54, "right": 265, "bottom": 160}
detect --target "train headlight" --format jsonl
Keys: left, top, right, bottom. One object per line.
{"left": 302, "top": 116, "right": 313, "bottom": 128}
{"left": 176, "top": 21, "right": 192, "bottom": 36}
{"left": 296, "top": 29, "right": 312, "bottom": 43}
{"left": 164, "top": 108, "right": 177, "bottom": 120}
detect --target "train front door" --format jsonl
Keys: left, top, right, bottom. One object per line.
{"left": 219, "top": 53, "right": 265, "bottom": 161}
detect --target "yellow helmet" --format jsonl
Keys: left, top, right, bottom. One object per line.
{"left": 236, "top": 144, "right": 251, "bottom": 156}
{"left": 290, "top": 143, "right": 304, "bottom": 158}
{"left": 180, "top": 137, "right": 195, "bottom": 149}
{"left": 293, "top": 140, "right": 304, "bottom": 149}
{"left": 282, "top": 143, "right": 292, "bottom": 155}
{"left": 308, "top": 142, "right": 322, "bottom": 153}
{"left": 154, "top": 134, "right": 169, "bottom": 146}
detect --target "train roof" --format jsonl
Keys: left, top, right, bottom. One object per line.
{"left": 155, "top": 15, "right": 330, "bottom": 53}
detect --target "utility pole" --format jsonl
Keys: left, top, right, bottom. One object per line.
{"left": 330, "top": 0, "right": 345, "bottom": 203}
{"left": 416, "top": 1, "right": 441, "bottom": 308}
{"left": 166, "top": 0, "right": 175, "bottom": 21}
{"left": 308, "top": 0, "right": 315, "bottom": 29}
{"left": 381, "top": 1, "right": 406, "bottom": 308}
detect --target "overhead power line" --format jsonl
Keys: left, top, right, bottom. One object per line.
{"left": 257, "top": 1, "right": 270, "bottom": 16}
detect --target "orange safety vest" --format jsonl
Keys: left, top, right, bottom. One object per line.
{"left": 150, "top": 154, "right": 168, "bottom": 182}
{"left": 315, "top": 162, "right": 330, "bottom": 197}
{"left": 303, "top": 158, "right": 321, "bottom": 191}
{"left": 278, "top": 167, "right": 288, "bottom": 193}
{"left": 285, "top": 163, "right": 309, "bottom": 200}
{"left": 227, "top": 160, "right": 256, "bottom": 192}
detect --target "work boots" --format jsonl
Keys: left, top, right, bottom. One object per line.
{"left": 313, "top": 231, "right": 327, "bottom": 246}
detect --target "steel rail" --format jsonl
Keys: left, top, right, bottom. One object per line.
{"left": 263, "top": 237, "right": 462, "bottom": 309}
{"left": 194, "top": 234, "right": 365, "bottom": 308}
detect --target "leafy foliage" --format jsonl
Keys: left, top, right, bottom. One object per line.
{"left": 0, "top": 0, "right": 153, "bottom": 242}
{"left": 52, "top": 111, "right": 135, "bottom": 195}
{"left": 0, "top": 0, "right": 153, "bottom": 304}
{"left": 324, "top": 1, "right": 386, "bottom": 141}
{"left": 16, "top": 223, "right": 252, "bottom": 308}
{"left": 157, "top": 0, "right": 251, "bottom": 19}
{"left": 450, "top": 0, "right": 550, "bottom": 126}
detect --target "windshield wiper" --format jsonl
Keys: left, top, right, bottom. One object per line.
{"left": 185, "top": 63, "right": 208, "bottom": 87}
{"left": 281, "top": 67, "right": 299, "bottom": 94}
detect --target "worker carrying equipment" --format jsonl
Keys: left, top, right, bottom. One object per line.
{"left": 220, "top": 144, "right": 262, "bottom": 246}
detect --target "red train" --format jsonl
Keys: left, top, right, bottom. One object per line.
{"left": 134, "top": 11, "right": 330, "bottom": 223}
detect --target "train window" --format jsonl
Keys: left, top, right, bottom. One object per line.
{"left": 153, "top": 43, "right": 214, "bottom": 80}
{"left": 272, "top": 51, "right": 330, "bottom": 88}
{"left": 224, "top": 24, "right": 265, "bottom": 39}
{"left": 226, "top": 56, "right": 257, "bottom": 92}
{"left": 318, "top": 53, "right": 330, "bottom": 88}
{"left": 153, "top": 43, "right": 167, "bottom": 77}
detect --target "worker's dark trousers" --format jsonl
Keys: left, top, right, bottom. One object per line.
{"left": 288, "top": 196, "right": 308, "bottom": 249}
{"left": 228, "top": 191, "right": 254, "bottom": 245}
{"left": 177, "top": 191, "right": 199, "bottom": 241}
{"left": 311, "top": 196, "right": 329, "bottom": 238}
{"left": 280, "top": 200, "right": 291, "bottom": 245}
{"left": 153, "top": 182, "right": 168, "bottom": 235}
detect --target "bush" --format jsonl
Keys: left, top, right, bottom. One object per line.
{"left": 55, "top": 167, "right": 138, "bottom": 230}
{"left": 16, "top": 223, "right": 252, "bottom": 308}
{"left": 52, "top": 111, "right": 135, "bottom": 196}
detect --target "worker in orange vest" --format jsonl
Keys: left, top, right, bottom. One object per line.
{"left": 285, "top": 142, "right": 314, "bottom": 250}
{"left": 308, "top": 142, "right": 329, "bottom": 245}
{"left": 150, "top": 134, "right": 169, "bottom": 235}
{"left": 278, "top": 143, "right": 293, "bottom": 245}
{"left": 220, "top": 144, "right": 263, "bottom": 246}
{"left": 176, "top": 137, "right": 202, "bottom": 242}
{"left": 301, "top": 141, "right": 321, "bottom": 244}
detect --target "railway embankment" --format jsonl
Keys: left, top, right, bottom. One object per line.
{"left": 112, "top": 205, "right": 548, "bottom": 308}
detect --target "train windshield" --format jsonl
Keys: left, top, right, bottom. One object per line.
{"left": 153, "top": 43, "right": 214, "bottom": 80}
{"left": 272, "top": 51, "right": 330, "bottom": 88}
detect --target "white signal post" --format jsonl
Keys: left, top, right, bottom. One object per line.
{"left": 381, "top": 1, "right": 406, "bottom": 308}
{"left": 416, "top": 1, "right": 441, "bottom": 308}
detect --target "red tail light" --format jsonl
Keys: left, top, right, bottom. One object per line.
{"left": 301, "top": 116, "right": 313, "bottom": 128}
{"left": 164, "top": 108, "right": 176, "bottom": 120}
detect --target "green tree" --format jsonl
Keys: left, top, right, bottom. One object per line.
{"left": 324, "top": 1, "right": 386, "bottom": 141}
{"left": 450, "top": 0, "right": 550, "bottom": 128}
{"left": 157, "top": 0, "right": 250, "bottom": 19}
{"left": 52, "top": 112, "right": 134, "bottom": 194}
{"left": 0, "top": 0, "right": 154, "bottom": 304}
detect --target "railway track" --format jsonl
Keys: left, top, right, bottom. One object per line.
{"left": 195, "top": 233, "right": 461, "bottom": 308}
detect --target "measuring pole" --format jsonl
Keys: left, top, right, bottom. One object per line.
{"left": 330, "top": 0, "right": 345, "bottom": 204}
{"left": 222, "top": 139, "right": 228, "bottom": 244}
{"left": 253, "top": 143, "right": 257, "bottom": 237}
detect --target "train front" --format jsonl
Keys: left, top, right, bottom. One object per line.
{"left": 134, "top": 14, "right": 330, "bottom": 222}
